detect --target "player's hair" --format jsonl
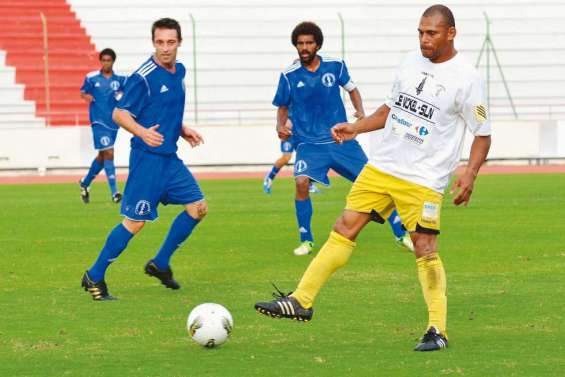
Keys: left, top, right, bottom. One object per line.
{"left": 291, "top": 21, "right": 323, "bottom": 48}
{"left": 99, "top": 48, "right": 116, "bottom": 61}
{"left": 152, "top": 18, "right": 182, "bottom": 42}
{"left": 422, "top": 4, "right": 455, "bottom": 27}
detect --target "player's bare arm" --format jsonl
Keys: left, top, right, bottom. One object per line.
{"left": 181, "top": 125, "right": 204, "bottom": 147}
{"left": 450, "top": 135, "right": 491, "bottom": 206}
{"left": 332, "top": 104, "right": 390, "bottom": 143}
{"left": 113, "top": 108, "right": 164, "bottom": 147}
{"left": 348, "top": 88, "right": 365, "bottom": 119}
{"left": 276, "top": 106, "right": 292, "bottom": 140}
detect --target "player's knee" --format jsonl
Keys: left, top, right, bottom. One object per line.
{"left": 412, "top": 234, "right": 436, "bottom": 256}
{"left": 122, "top": 219, "right": 145, "bottom": 234}
{"left": 295, "top": 177, "right": 310, "bottom": 199}
{"left": 103, "top": 149, "right": 114, "bottom": 160}
{"left": 332, "top": 215, "right": 355, "bottom": 240}
{"left": 187, "top": 200, "right": 207, "bottom": 220}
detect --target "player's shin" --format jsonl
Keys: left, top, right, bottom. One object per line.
{"left": 82, "top": 158, "right": 104, "bottom": 187}
{"left": 295, "top": 198, "right": 313, "bottom": 242}
{"left": 103, "top": 159, "right": 118, "bottom": 196}
{"left": 152, "top": 211, "right": 200, "bottom": 269}
{"left": 292, "top": 231, "right": 355, "bottom": 308}
{"left": 416, "top": 253, "right": 447, "bottom": 335}
{"left": 88, "top": 223, "right": 134, "bottom": 282}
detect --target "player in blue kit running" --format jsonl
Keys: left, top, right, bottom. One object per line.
{"left": 79, "top": 48, "right": 126, "bottom": 204}
{"left": 274, "top": 22, "right": 412, "bottom": 256}
{"left": 81, "top": 18, "right": 207, "bottom": 300}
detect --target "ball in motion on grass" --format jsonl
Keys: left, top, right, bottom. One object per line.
{"left": 187, "top": 303, "right": 233, "bottom": 348}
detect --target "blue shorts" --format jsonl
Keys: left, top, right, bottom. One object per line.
{"left": 280, "top": 137, "right": 296, "bottom": 154}
{"left": 294, "top": 140, "right": 368, "bottom": 185}
{"left": 92, "top": 123, "right": 118, "bottom": 150}
{"left": 120, "top": 148, "right": 204, "bottom": 221}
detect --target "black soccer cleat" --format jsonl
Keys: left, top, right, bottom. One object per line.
{"left": 81, "top": 271, "right": 117, "bottom": 301}
{"left": 112, "top": 192, "right": 122, "bottom": 203}
{"left": 79, "top": 181, "right": 90, "bottom": 204}
{"left": 414, "top": 326, "right": 448, "bottom": 351}
{"left": 254, "top": 284, "right": 313, "bottom": 322}
{"left": 144, "top": 260, "right": 180, "bottom": 290}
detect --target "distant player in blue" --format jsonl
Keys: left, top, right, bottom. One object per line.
{"left": 263, "top": 120, "right": 320, "bottom": 194}
{"left": 79, "top": 48, "right": 126, "bottom": 204}
{"left": 274, "top": 22, "right": 413, "bottom": 255}
{"left": 82, "top": 18, "right": 207, "bottom": 300}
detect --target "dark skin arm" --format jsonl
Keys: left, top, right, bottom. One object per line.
{"left": 331, "top": 104, "right": 390, "bottom": 143}
{"left": 450, "top": 135, "right": 491, "bottom": 206}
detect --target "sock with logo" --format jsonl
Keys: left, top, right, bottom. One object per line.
{"left": 417, "top": 253, "right": 447, "bottom": 335}
{"left": 103, "top": 159, "right": 118, "bottom": 196}
{"left": 292, "top": 231, "right": 355, "bottom": 308}
{"left": 82, "top": 158, "right": 103, "bottom": 187}
{"left": 387, "top": 209, "right": 406, "bottom": 239}
{"left": 295, "top": 198, "right": 313, "bottom": 242}
{"left": 152, "top": 211, "right": 200, "bottom": 270}
{"left": 88, "top": 223, "right": 134, "bottom": 282}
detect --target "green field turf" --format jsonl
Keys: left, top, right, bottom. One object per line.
{"left": 1, "top": 174, "right": 564, "bottom": 376}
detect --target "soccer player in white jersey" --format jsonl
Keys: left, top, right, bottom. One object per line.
{"left": 255, "top": 5, "right": 491, "bottom": 352}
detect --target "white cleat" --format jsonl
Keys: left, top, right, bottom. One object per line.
{"left": 396, "top": 234, "right": 414, "bottom": 252}
{"left": 293, "top": 241, "right": 314, "bottom": 256}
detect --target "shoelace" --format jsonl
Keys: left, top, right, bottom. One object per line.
{"left": 421, "top": 329, "right": 439, "bottom": 342}
{"left": 271, "top": 283, "right": 293, "bottom": 300}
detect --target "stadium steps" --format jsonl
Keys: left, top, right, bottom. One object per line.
{"left": 0, "top": 0, "right": 98, "bottom": 126}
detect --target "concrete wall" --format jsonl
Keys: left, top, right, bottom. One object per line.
{"left": 1, "top": 120, "right": 564, "bottom": 171}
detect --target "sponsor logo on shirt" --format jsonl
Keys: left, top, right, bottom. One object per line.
{"left": 297, "top": 81, "right": 305, "bottom": 88}
{"left": 415, "top": 75, "right": 427, "bottom": 95}
{"left": 391, "top": 113, "right": 412, "bottom": 127}
{"left": 393, "top": 92, "right": 437, "bottom": 121}
{"left": 160, "top": 84, "right": 169, "bottom": 93}
{"left": 94, "top": 82, "right": 101, "bottom": 87}
{"left": 474, "top": 105, "right": 487, "bottom": 123}
{"left": 321, "top": 73, "right": 336, "bottom": 88}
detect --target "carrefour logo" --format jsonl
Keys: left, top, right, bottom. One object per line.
{"left": 391, "top": 113, "right": 412, "bottom": 127}
{"left": 417, "top": 126, "right": 429, "bottom": 136}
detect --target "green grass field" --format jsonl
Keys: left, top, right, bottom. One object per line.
{"left": 1, "top": 174, "right": 564, "bottom": 376}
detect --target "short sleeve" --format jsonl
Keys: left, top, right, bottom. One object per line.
{"left": 338, "top": 60, "right": 356, "bottom": 91}
{"left": 80, "top": 76, "right": 92, "bottom": 94}
{"left": 116, "top": 73, "right": 149, "bottom": 118}
{"left": 462, "top": 74, "right": 491, "bottom": 136}
{"left": 272, "top": 73, "right": 291, "bottom": 107}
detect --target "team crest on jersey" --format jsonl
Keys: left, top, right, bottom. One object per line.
{"left": 135, "top": 200, "right": 151, "bottom": 216}
{"left": 434, "top": 84, "right": 446, "bottom": 98}
{"left": 415, "top": 75, "right": 427, "bottom": 95}
{"left": 110, "top": 80, "right": 120, "bottom": 90}
{"left": 100, "top": 136, "right": 111, "bottom": 146}
{"left": 474, "top": 105, "right": 488, "bottom": 123}
{"left": 295, "top": 160, "right": 308, "bottom": 173}
{"left": 321, "top": 73, "right": 336, "bottom": 87}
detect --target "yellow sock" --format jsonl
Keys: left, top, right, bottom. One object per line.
{"left": 416, "top": 253, "right": 447, "bottom": 335}
{"left": 292, "top": 231, "right": 356, "bottom": 308}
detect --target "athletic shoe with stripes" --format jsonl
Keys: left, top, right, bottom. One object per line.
{"left": 144, "top": 260, "right": 181, "bottom": 290}
{"left": 254, "top": 285, "right": 313, "bottom": 321}
{"left": 414, "top": 326, "right": 448, "bottom": 351}
{"left": 81, "top": 271, "right": 116, "bottom": 301}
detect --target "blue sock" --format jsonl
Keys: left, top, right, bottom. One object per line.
{"left": 88, "top": 223, "right": 134, "bottom": 282}
{"left": 82, "top": 159, "right": 103, "bottom": 187}
{"left": 295, "top": 198, "right": 313, "bottom": 242}
{"left": 153, "top": 211, "right": 199, "bottom": 269}
{"left": 103, "top": 159, "right": 118, "bottom": 196}
{"left": 387, "top": 209, "right": 406, "bottom": 238}
{"left": 268, "top": 166, "right": 280, "bottom": 180}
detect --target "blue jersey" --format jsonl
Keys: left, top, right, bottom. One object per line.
{"left": 81, "top": 70, "right": 125, "bottom": 130}
{"left": 117, "top": 56, "right": 186, "bottom": 155}
{"left": 273, "top": 56, "right": 354, "bottom": 144}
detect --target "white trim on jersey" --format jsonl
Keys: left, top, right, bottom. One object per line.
{"left": 283, "top": 61, "right": 300, "bottom": 74}
{"left": 86, "top": 70, "right": 99, "bottom": 78}
{"left": 342, "top": 80, "right": 356, "bottom": 92}
{"left": 138, "top": 62, "right": 157, "bottom": 77}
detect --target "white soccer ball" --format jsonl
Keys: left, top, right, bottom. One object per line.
{"left": 187, "top": 303, "right": 233, "bottom": 348}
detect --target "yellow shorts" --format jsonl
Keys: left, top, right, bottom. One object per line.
{"left": 346, "top": 164, "right": 443, "bottom": 233}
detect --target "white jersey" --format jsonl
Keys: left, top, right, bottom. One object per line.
{"left": 369, "top": 50, "right": 491, "bottom": 193}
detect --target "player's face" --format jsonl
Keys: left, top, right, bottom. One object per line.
{"left": 153, "top": 28, "right": 181, "bottom": 68}
{"left": 99, "top": 55, "right": 114, "bottom": 73}
{"left": 295, "top": 35, "right": 319, "bottom": 65}
{"left": 418, "top": 14, "right": 456, "bottom": 62}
